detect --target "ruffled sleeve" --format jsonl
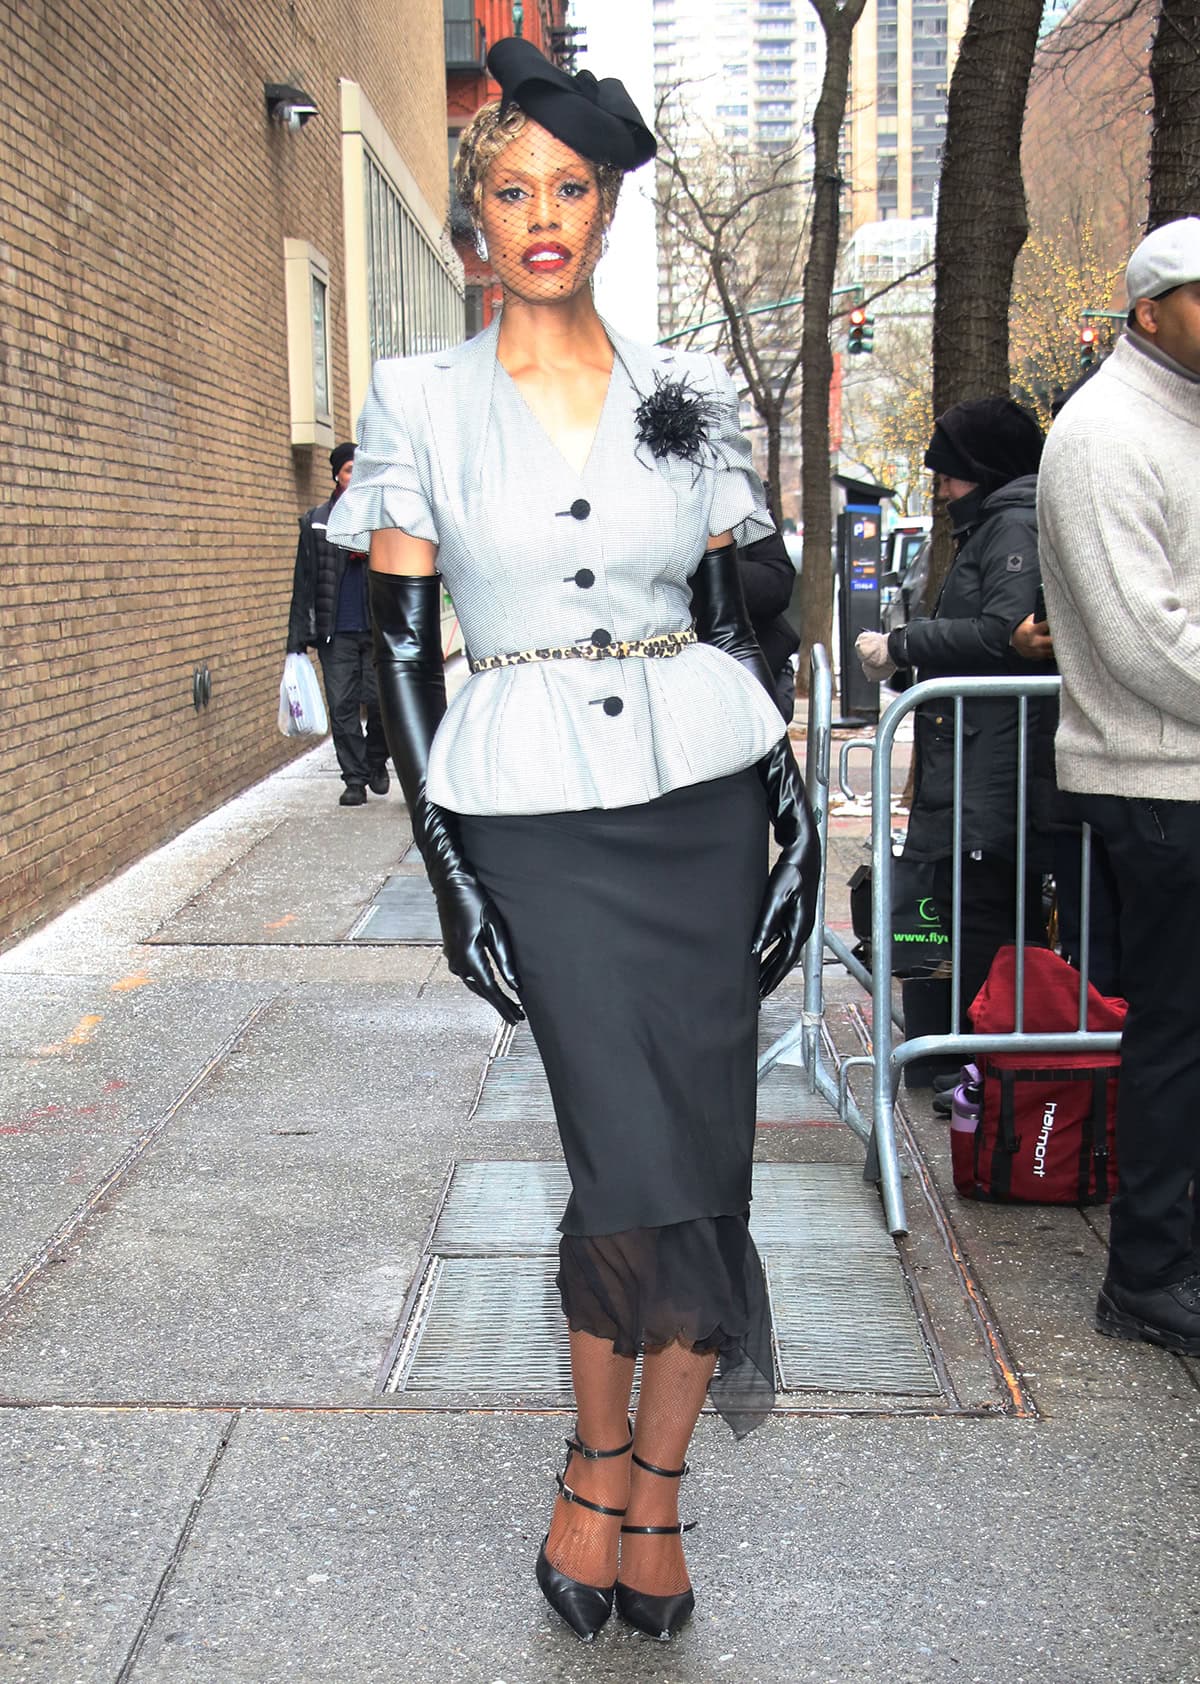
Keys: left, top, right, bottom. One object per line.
{"left": 705, "top": 354, "right": 776, "bottom": 547}
{"left": 325, "top": 359, "right": 439, "bottom": 551}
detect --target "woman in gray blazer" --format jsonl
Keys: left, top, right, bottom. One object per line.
{"left": 328, "top": 38, "right": 818, "bottom": 1645}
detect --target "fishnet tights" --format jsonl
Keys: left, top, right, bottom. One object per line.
{"left": 622, "top": 1340, "right": 717, "bottom": 1597}
{"left": 543, "top": 1330, "right": 635, "bottom": 1588}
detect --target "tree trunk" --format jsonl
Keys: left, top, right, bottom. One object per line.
{"left": 926, "top": 0, "right": 1044, "bottom": 596}
{"left": 932, "top": 0, "right": 1044, "bottom": 413}
{"left": 796, "top": 0, "right": 867, "bottom": 696}
{"left": 765, "top": 409, "right": 784, "bottom": 529}
{"left": 1148, "top": 0, "right": 1200, "bottom": 228}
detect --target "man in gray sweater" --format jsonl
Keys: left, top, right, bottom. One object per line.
{"left": 1038, "top": 218, "right": 1200, "bottom": 1357}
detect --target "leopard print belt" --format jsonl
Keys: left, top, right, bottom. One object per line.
{"left": 467, "top": 626, "right": 697, "bottom": 674}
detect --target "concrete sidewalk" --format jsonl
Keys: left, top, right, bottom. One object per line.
{"left": 0, "top": 737, "right": 1196, "bottom": 1684}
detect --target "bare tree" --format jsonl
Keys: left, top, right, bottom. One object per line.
{"left": 840, "top": 311, "right": 935, "bottom": 514}
{"left": 655, "top": 100, "right": 812, "bottom": 525}
{"left": 1149, "top": 0, "right": 1200, "bottom": 224}
{"left": 796, "top": 0, "right": 870, "bottom": 690}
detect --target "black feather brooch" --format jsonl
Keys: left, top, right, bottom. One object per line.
{"left": 633, "top": 375, "right": 722, "bottom": 466}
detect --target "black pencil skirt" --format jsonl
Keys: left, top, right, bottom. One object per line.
{"left": 456, "top": 767, "right": 776, "bottom": 1436}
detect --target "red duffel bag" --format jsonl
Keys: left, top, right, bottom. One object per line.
{"left": 954, "top": 946, "right": 1127, "bottom": 1205}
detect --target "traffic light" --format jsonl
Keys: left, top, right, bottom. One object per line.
{"left": 848, "top": 307, "right": 875, "bottom": 355}
{"left": 1079, "top": 325, "right": 1098, "bottom": 371}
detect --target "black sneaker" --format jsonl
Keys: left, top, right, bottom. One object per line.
{"left": 932, "top": 1072, "right": 960, "bottom": 1095}
{"left": 367, "top": 768, "right": 390, "bottom": 796}
{"left": 339, "top": 784, "right": 367, "bottom": 807}
{"left": 1094, "top": 1271, "right": 1200, "bottom": 1356}
{"left": 932, "top": 1090, "right": 955, "bottom": 1117}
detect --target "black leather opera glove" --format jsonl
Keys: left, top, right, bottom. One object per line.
{"left": 690, "top": 542, "right": 821, "bottom": 998}
{"left": 369, "top": 570, "right": 523, "bottom": 1024}
{"left": 750, "top": 739, "right": 821, "bottom": 997}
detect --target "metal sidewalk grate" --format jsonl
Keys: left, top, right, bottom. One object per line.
{"left": 469, "top": 1054, "right": 841, "bottom": 1128}
{"left": 431, "top": 1159, "right": 570, "bottom": 1254}
{"left": 388, "top": 1161, "right": 938, "bottom": 1400}
{"left": 767, "top": 1253, "right": 939, "bottom": 1394}
{"left": 396, "top": 1257, "right": 570, "bottom": 1393}
{"left": 346, "top": 875, "right": 441, "bottom": 943}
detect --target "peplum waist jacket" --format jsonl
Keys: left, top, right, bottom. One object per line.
{"left": 326, "top": 317, "right": 787, "bottom": 816}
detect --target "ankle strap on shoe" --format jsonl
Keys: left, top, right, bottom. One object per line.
{"left": 556, "top": 1472, "right": 628, "bottom": 1519}
{"left": 566, "top": 1419, "right": 635, "bottom": 1461}
{"left": 620, "top": 1519, "right": 699, "bottom": 1536}
{"left": 631, "top": 1452, "right": 690, "bottom": 1479}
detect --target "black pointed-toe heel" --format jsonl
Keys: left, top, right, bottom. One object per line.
{"left": 536, "top": 1423, "right": 633, "bottom": 1642}
{"left": 615, "top": 1451, "right": 698, "bottom": 1641}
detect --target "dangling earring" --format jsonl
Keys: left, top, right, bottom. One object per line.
{"left": 475, "top": 227, "right": 489, "bottom": 262}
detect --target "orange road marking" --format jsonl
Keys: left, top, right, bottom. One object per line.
{"left": 36, "top": 1014, "right": 102, "bottom": 1056}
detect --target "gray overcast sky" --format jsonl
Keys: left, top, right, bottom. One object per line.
{"left": 567, "top": 0, "right": 659, "bottom": 340}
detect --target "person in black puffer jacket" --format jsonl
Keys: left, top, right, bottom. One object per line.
{"left": 287, "top": 443, "right": 390, "bottom": 807}
{"left": 856, "top": 396, "right": 1051, "bottom": 1029}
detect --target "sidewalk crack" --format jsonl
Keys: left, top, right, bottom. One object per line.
{"left": 113, "top": 1408, "right": 242, "bottom": 1682}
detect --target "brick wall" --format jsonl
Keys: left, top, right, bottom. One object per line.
{"left": 0, "top": 0, "right": 450, "bottom": 943}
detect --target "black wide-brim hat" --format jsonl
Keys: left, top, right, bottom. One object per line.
{"left": 487, "top": 37, "right": 656, "bottom": 172}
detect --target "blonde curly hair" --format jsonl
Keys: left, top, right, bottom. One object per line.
{"left": 453, "top": 100, "right": 623, "bottom": 230}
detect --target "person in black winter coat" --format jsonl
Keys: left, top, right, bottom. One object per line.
{"left": 738, "top": 530, "right": 801, "bottom": 721}
{"left": 856, "top": 397, "right": 1050, "bottom": 1028}
{"left": 287, "top": 443, "right": 390, "bottom": 807}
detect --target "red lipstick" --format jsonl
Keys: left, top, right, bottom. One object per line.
{"left": 522, "top": 242, "right": 571, "bottom": 272}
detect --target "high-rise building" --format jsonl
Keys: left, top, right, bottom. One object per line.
{"left": 653, "top": 0, "right": 826, "bottom": 158}
{"left": 847, "top": 0, "right": 969, "bottom": 228}
{"left": 653, "top": 0, "right": 825, "bottom": 342}
{"left": 652, "top": 0, "right": 828, "bottom": 520}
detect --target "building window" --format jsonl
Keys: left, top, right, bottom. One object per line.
{"left": 340, "top": 81, "right": 464, "bottom": 422}
{"left": 283, "top": 240, "right": 334, "bottom": 448}
{"left": 311, "top": 269, "right": 330, "bottom": 418}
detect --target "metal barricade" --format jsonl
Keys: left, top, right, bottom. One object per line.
{"left": 757, "top": 647, "right": 897, "bottom": 1211}
{"left": 761, "top": 666, "right": 1122, "bottom": 1241}
{"left": 867, "top": 675, "right": 1121, "bottom": 1232}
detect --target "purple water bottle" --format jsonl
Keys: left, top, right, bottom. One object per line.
{"left": 950, "top": 1063, "right": 982, "bottom": 1136}
{"left": 949, "top": 1062, "right": 982, "bottom": 1191}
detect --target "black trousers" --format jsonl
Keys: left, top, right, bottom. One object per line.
{"left": 1074, "top": 794, "right": 1200, "bottom": 1291}
{"left": 318, "top": 634, "right": 387, "bottom": 787}
{"left": 930, "top": 853, "right": 1046, "bottom": 1030}
{"left": 1052, "top": 824, "right": 1123, "bottom": 999}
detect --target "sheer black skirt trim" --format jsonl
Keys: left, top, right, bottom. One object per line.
{"left": 557, "top": 1212, "right": 775, "bottom": 1439}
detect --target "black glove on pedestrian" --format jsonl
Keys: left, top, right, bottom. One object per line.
{"left": 690, "top": 542, "right": 820, "bottom": 998}
{"left": 369, "top": 570, "right": 523, "bottom": 1024}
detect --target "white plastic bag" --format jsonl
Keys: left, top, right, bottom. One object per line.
{"left": 277, "top": 652, "right": 329, "bottom": 738}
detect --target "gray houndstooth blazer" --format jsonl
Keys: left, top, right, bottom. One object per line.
{"left": 326, "top": 317, "right": 787, "bottom": 815}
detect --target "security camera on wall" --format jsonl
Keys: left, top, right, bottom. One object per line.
{"left": 264, "top": 83, "right": 319, "bottom": 132}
